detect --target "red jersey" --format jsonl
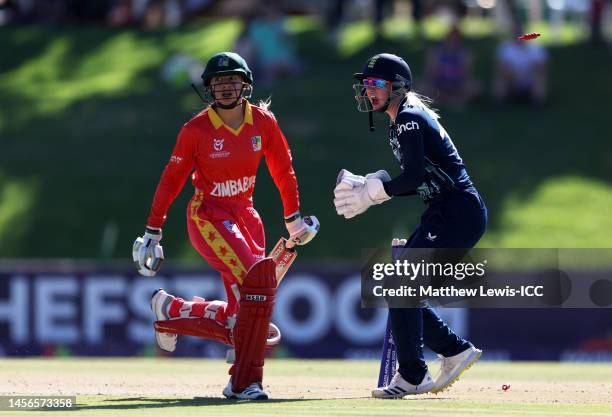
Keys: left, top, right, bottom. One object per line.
{"left": 147, "top": 100, "right": 299, "bottom": 228}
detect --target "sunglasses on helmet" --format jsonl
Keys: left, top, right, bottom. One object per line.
{"left": 362, "top": 78, "right": 390, "bottom": 88}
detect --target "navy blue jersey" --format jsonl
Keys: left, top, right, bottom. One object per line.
{"left": 382, "top": 98, "right": 472, "bottom": 202}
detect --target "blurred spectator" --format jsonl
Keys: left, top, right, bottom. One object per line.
{"left": 375, "top": 0, "right": 391, "bottom": 39}
{"left": 375, "top": 0, "right": 423, "bottom": 39}
{"left": 245, "top": 2, "right": 303, "bottom": 85}
{"left": 590, "top": 0, "right": 604, "bottom": 45}
{"left": 163, "top": 0, "right": 183, "bottom": 28}
{"left": 493, "top": 28, "right": 548, "bottom": 106}
{"left": 325, "top": 0, "right": 346, "bottom": 43}
{"left": 421, "top": 25, "right": 481, "bottom": 109}
{"left": 234, "top": 14, "right": 257, "bottom": 69}
{"left": 0, "top": 0, "right": 17, "bottom": 25}
{"left": 0, "top": 0, "right": 189, "bottom": 26}
{"left": 107, "top": 0, "right": 133, "bottom": 27}
{"left": 143, "top": 0, "right": 163, "bottom": 29}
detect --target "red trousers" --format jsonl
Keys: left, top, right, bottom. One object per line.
{"left": 186, "top": 191, "right": 265, "bottom": 314}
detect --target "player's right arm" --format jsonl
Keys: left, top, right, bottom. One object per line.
{"left": 147, "top": 124, "right": 197, "bottom": 228}
{"left": 133, "top": 124, "right": 196, "bottom": 276}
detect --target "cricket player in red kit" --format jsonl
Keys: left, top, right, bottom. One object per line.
{"left": 132, "top": 52, "right": 319, "bottom": 400}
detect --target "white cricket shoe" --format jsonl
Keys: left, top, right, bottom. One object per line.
{"left": 223, "top": 379, "right": 268, "bottom": 400}
{"left": 150, "top": 288, "right": 177, "bottom": 352}
{"left": 431, "top": 346, "right": 482, "bottom": 393}
{"left": 372, "top": 371, "right": 434, "bottom": 398}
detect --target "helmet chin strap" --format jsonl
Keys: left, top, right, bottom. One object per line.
{"left": 376, "top": 101, "right": 391, "bottom": 113}
{"left": 213, "top": 98, "right": 242, "bottom": 110}
{"left": 368, "top": 96, "right": 391, "bottom": 132}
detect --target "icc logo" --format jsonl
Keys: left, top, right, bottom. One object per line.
{"left": 213, "top": 138, "right": 224, "bottom": 151}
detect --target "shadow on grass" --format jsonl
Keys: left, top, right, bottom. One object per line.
{"left": 72, "top": 396, "right": 324, "bottom": 410}
{"left": 70, "top": 395, "right": 450, "bottom": 410}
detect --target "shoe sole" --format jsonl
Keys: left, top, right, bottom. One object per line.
{"left": 372, "top": 392, "right": 407, "bottom": 399}
{"left": 372, "top": 387, "right": 433, "bottom": 399}
{"left": 223, "top": 390, "right": 268, "bottom": 400}
{"left": 372, "top": 381, "right": 435, "bottom": 399}
{"left": 151, "top": 289, "right": 177, "bottom": 352}
{"left": 430, "top": 349, "right": 482, "bottom": 394}
{"left": 224, "top": 395, "right": 268, "bottom": 400}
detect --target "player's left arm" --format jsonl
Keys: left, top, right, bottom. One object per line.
{"left": 382, "top": 112, "right": 426, "bottom": 196}
{"left": 263, "top": 114, "right": 319, "bottom": 247}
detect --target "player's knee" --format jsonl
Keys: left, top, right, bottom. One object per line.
{"left": 241, "top": 258, "right": 277, "bottom": 291}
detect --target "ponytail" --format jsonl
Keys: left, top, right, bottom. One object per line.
{"left": 257, "top": 97, "right": 272, "bottom": 111}
{"left": 406, "top": 91, "right": 440, "bottom": 120}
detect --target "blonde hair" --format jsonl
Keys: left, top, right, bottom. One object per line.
{"left": 405, "top": 91, "right": 440, "bottom": 120}
{"left": 256, "top": 97, "right": 272, "bottom": 111}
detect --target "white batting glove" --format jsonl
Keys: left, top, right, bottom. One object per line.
{"left": 132, "top": 226, "right": 164, "bottom": 276}
{"left": 285, "top": 212, "right": 320, "bottom": 248}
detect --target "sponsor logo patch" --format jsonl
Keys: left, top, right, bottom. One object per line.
{"left": 397, "top": 120, "right": 420, "bottom": 134}
{"left": 223, "top": 220, "right": 236, "bottom": 233}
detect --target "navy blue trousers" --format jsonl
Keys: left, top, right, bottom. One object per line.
{"left": 389, "top": 188, "right": 487, "bottom": 384}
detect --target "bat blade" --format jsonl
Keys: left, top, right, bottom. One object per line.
{"left": 268, "top": 237, "right": 297, "bottom": 284}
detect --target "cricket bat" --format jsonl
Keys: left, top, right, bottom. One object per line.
{"left": 267, "top": 237, "right": 297, "bottom": 284}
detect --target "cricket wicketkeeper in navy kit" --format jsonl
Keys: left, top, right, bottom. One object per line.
{"left": 334, "top": 53, "right": 487, "bottom": 398}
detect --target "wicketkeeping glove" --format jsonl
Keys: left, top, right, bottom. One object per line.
{"left": 334, "top": 169, "right": 392, "bottom": 219}
{"left": 132, "top": 226, "right": 164, "bottom": 276}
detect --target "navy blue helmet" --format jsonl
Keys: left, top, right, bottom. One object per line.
{"left": 353, "top": 53, "right": 413, "bottom": 130}
{"left": 354, "top": 53, "right": 412, "bottom": 92}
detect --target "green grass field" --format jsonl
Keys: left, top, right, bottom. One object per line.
{"left": 1, "top": 359, "right": 611, "bottom": 416}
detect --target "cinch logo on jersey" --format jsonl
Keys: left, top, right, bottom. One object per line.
{"left": 397, "top": 120, "right": 420, "bottom": 134}
{"left": 211, "top": 176, "right": 256, "bottom": 197}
